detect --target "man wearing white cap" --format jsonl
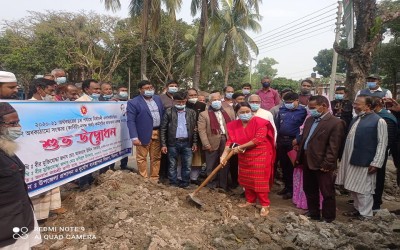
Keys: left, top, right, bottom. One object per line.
{"left": 0, "top": 71, "right": 18, "bottom": 99}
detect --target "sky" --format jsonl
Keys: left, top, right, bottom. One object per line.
{"left": 0, "top": 0, "right": 339, "bottom": 80}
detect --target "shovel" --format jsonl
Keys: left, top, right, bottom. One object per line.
{"left": 187, "top": 150, "right": 235, "bottom": 207}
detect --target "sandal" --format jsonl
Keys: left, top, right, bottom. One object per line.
{"left": 238, "top": 202, "right": 256, "bottom": 208}
{"left": 260, "top": 206, "right": 270, "bottom": 217}
{"left": 342, "top": 210, "right": 360, "bottom": 217}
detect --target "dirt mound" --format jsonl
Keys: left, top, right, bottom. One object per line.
{"left": 32, "top": 169, "right": 400, "bottom": 250}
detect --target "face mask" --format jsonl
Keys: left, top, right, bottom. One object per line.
{"left": 250, "top": 103, "right": 260, "bottom": 111}
{"left": 367, "top": 82, "right": 377, "bottom": 89}
{"left": 144, "top": 90, "right": 154, "bottom": 97}
{"left": 90, "top": 93, "right": 101, "bottom": 100}
{"left": 309, "top": 109, "right": 322, "bottom": 118}
{"left": 239, "top": 113, "right": 252, "bottom": 121}
{"left": 242, "top": 89, "right": 250, "bottom": 95}
{"left": 225, "top": 93, "right": 233, "bottom": 99}
{"left": 62, "top": 97, "right": 70, "bottom": 101}
{"left": 103, "top": 94, "right": 113, "bottom": 99}
{"left": 168, "top": 87, "right": 178, "bottom": 94}
{"left": 175, "top": 104, "right": 185, "bottom": 110}
{"left": 262, "top": 82, "right": 270, "bottom": 88}
{"left": 284, "top": 103, "right": 295, "bottom": 110}
{"left": 55, "top": 77, "right": 67, "bottom": 84}
{"left": 119, "top": 91, "right": 128, "bottom": 98}
{"left": 2, "top": 127, "right": 23, "bottom": 141}
{"left": 335, "top": 94, "right": 344, "bottom": 100}
{"left": 211, "top": 100, "right": 222, "bottom": 110}
{"left": 301, "top": 88, "right": 311, "bottom": 95}
{"left": 188, "top": 98, "right": 198, "bottom": 104}
{"left": 44, "top": 94, "right": 54, "bottom": 101}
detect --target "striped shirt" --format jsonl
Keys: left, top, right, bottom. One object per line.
{"left": 143, "top": 96, "right": 161, "bottom": 127}
{"left": 336, "top": 117, "right": 388, "bottom": 194}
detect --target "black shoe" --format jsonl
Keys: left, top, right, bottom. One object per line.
{"left": 321, "top": 218, "right": 334, "bottom": 223}
{"left": 178, "top": 183, "right": 190, "bottom": 189}
{"left": 303, "top": 211, "right": 321, "bottom": 221}
{"left": 277, "top": 188, "right": 289, "bottom": 195}
{"left": 282, "top": 192, "right": 293, "bottom": 200}
{"left": 190, "top": 179, "right": 202, "bottom": 185}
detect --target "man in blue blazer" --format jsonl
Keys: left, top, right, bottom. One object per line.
{"left": 127, "top": 80, "right": 164, "bottom": 179}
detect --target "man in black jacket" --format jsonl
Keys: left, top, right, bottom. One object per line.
{"left": 0, "top": 102, "right": 42, "bottom": 248}
{"left": 372, "top": 97, "right": 398, "bottom": 211}
{"left": 160, "top": 91, "right": 198, "bottom": 188}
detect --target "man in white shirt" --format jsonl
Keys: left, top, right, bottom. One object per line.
{"left": 248, "top": 94, "right": 277, "bottom": 143}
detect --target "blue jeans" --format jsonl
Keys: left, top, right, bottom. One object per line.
{"left": 168, "top": 141, "right": 193, "bottom": 186}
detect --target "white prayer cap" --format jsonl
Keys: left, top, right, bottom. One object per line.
{"left": 0, "top": 71, "right": 17, "bottom": 83}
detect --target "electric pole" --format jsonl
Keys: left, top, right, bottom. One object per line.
{"left": 329, "top": 1, "right": 343, "bottom": 100}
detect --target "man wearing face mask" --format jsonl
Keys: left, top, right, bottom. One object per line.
{"left": 298, "top": 80, "right": 313, "bottom": 106}
{"left": 50, "top": 68, "right": 67, "bottom": 84}
{"left": 355, "top": 74, "right": 392, "bottom": 99}
{"left": 28, "top": 78, "right": 56, "bottom": 101}
{"left": 198, "top": 93, "right": 235, "bottom": 191}
{"left": 249, "top": 94, "right": 277, "bottom": 143}
{"left": 256, "top": 76, "right": 281, "bottom": 111}
{"left": 241, "top": 83, "right": 252, "bottom": 101}
{"left": 0, "top": 71, "right": 19, "bottom": 100}
{"left": 76, "top": 79, "right": 101, "bottom": 101}
{"left": 127, "top": 80, "right": 164, "bottom": 180}
{"left": 223, "top": 86, "right": 235, "bottom": 106}
{"left": 275, "top": 92, "right": 307, "bottom": 199}
{"left": 337, "top": 95, "right": 388, "bottom": 220}
{"left": 160, "top": 80, "right": 179, "bottom": 109}
{"left": 296, "top": 95, "right": 346, "bottom": 222}
{"left": 99, "top": 82, "right": 115, "bottom": 101}
{"left": 186, "top": 88, "right": 207, "bottom": 185}
{"left": 160, "top": 91, "right": 198, "bottom": 188}
{"left": 331, "top": 87, "right": 353, "bottom": 130}
{"left": 0, "top": 102, "right": 42, "bottom": 249}
{"left": 114, "top": 86, "right": 129, "bottom": 101}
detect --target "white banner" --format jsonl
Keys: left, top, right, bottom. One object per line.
{"left": 5, "top": 101, "right": 131, "bottom": 196}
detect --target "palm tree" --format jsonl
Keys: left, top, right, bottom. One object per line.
{"left": 102, "top": 0, "right": 182, "bottom": 80}
{"left": 206, "top": 0, "right": 261, "bottom": 86}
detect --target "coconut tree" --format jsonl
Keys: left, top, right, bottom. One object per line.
{"left": 206, "top": 0, "right": 261, "bottom": 86}
{"left": 102, "top": 0, "right": 182, "bottom": 80}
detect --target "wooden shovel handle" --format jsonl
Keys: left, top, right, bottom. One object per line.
{"left": 192, "top": 150, "right": 235, "bottom": 196}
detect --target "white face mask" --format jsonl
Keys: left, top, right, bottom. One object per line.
{"left": 188, "top": 98, "right": 198, "bottom": 104}
{"left": 2, "top": 127, "right": 23, "bottom": 141}
{"left": 43, "top": 94, "right": 54, "bottom": 101}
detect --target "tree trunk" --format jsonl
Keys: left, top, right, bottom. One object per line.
{"left": 334, "top": 0, "right": 381, "bottom": 100}
{"left": 140, "top": 0, "right": 150, "bottom": 80}
{"left": 192, "top": 0, "right": 208, "bottom": 89}
{"left": 224, "top": 64, "right": 230, "bottom": 87}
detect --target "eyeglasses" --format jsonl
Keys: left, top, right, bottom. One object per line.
{"left": 142, "top": 87, "right": 155, "bottom": 91}
{"left": 1, "top": 121, "right": 20, "bottom": 126}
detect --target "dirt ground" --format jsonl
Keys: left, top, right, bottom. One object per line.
{"left": 32, "top": 157, "right": 400, "bottom": 250}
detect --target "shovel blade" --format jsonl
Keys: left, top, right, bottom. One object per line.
{"left": 187, "top": 193, "right": 204, "bottom": 207}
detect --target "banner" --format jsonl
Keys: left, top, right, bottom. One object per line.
{"left": 5, "top": 101, "right": 131, "bottom": 196}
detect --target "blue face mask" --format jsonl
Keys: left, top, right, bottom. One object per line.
{"left": 367, "top": 82, "right": 377, "bottom": 89}
{"left": 55, "top": 77, "right": 67, "bottom": 84}
{"left": 175, "top": 104, "right": 185, "bottom": 110}
{"left": 242, "top": 89, "right": 250, "bottom": 95}
{"left": 168, "top": 87, "right": 178, "bottom": 94}
{"left": 335, "top": 94, "right": 344, "bottom": 100}
{"left": 225, "top": 93, "right": 233, "bottom": 99}
{"left": 250, "top": 103, "right": 260, "bottom": 111}
{"left": 262, "top": 82, "right": 270, "bottom": 88}
{"left": 239, "top": 113, "right": 252, "bottom": 121}
{"left": 284, "top": 103, "right": 295, "bottom": 110}
{"left": 144, "top": 90, "right": 154, "bottom": 97}
{"left": 119, "top": 91, "right": 128, "bottom": 98}
{"left": 103, "top": 94, "right": 113, "bottom": 99}
{"left": 308, "top": 108, "right": 322, "bottom": 118}
{"left": 211, "top": 100, "right": 222, "bottom": 110}
{"left": 90, "top": 93, "right": 100, "bottom": 100}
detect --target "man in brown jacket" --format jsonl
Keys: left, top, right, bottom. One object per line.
{"left": 297, "top": 95, "right": 346, "bottom": 222}
{"left": 198, "top": 93, "right": 235, "bottom": 191}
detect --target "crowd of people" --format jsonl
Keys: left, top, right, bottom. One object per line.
{"left": 1, "top": 69, "right": 400, "bottom": 249}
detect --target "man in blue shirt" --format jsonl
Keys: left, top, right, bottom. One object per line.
{"left": 276, "top": 92, "right": 307, "bottom": 199}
